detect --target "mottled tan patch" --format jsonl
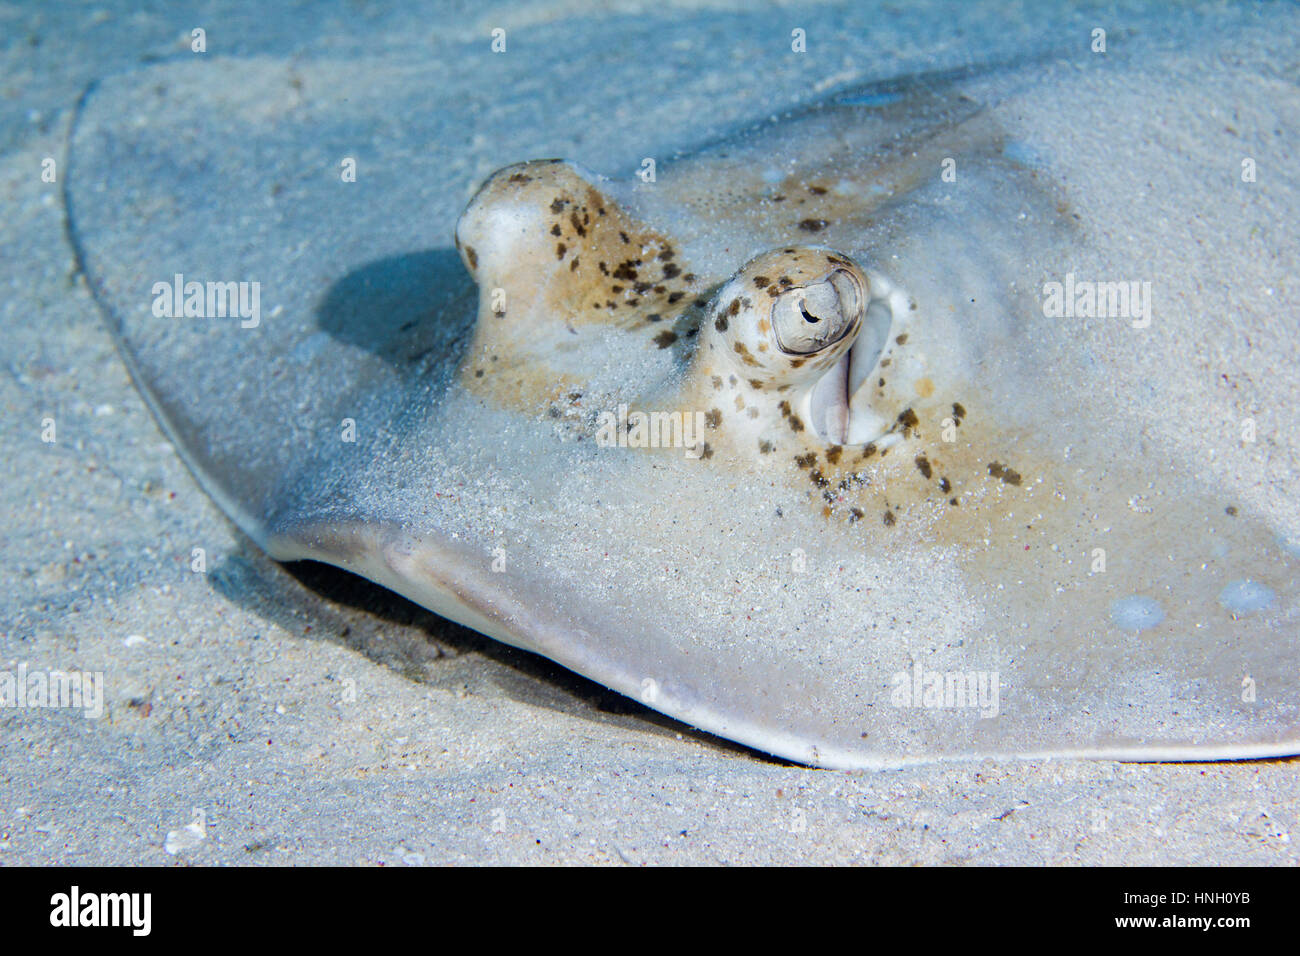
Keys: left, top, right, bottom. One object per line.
{"left": 457, "top": 162, "right": 707, "bottom": 409}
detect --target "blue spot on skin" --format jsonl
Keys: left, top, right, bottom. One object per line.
{"left": 1219, "top": 579, "right": 1276, "bottom": 614}
{"left": 1110, "top": 596, "right": 1165, "bottom": 632}
{"left": 836, "top": 91, "right": 902, "bottom": 107}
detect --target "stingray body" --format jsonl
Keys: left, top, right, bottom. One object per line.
{"left": 66, "top": 24, "right": 1300, "bottom": 767}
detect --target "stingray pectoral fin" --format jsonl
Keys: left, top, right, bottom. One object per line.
{"left": 269, "top": 515, "right": 850, "bottom": 766}
{"left": 273, "top": 519, "right": 536, "bottom": 651}
{"left": 267, "top": 507, "right": 1300, "bottom": 771}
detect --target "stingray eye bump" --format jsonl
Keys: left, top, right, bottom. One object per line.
{"left": 770, "top": 269, "right": 862, "bottom": 356}
{"left": 705, "top": 247, "right": 872, "bottom": 390}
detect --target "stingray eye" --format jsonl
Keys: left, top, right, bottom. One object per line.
{"left": 772, "top": 271, "right": 862, "bottom": 354}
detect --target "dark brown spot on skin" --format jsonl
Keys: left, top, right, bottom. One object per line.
{"left": 567, "top": 212, "right": 586, "bottom": 237}
{"left": 705, "top": 409, "right": 722, "bottom": 428}
{"left": 883, "top": 510, "right": 896, "bottom": 527}
{"left": 809, "top": 185, "right": 827, "bottom": 195}
{"left": 694, "top": 297, "right": 708, "bottom": 308}
{"left": 790, "top": 357, "right": 806, "bottom": 369}
{"left": 895, "top": 333, "right": 909, "bottom": 345}
{"left": 647, "top": 313, "right": 663, "bottom": 323}
{"left": 748, "top": 379, "right": 764, "bottom": 390}
{"left": 799, "top": 219, "right": 829, "bottom": 232}
{"left": 861, "top": 443, "right": 877, "bottom": 460}
{"left": 663, "top": 263, "right": 682, "bottom": 280}
{"left": 849, "top": 507, "right": 864, "bottom": 523}
{"left": 759, "top": 439, "right": 775, "bottom": 454}
{"left": 570, "top": 258, "right": 580, "bottom": 272}
{"left": 667, "top": 291, "right": 685, "bottom": 304}
{"left": 898, "top": 408, "right": 919, "bottom": 430}
{"left": 611, "top": 286, "right": 623, "bottom": 294}
{"left": 556, "top": 242, "right": 566, "bottom": 259}
{"left": 728, "top": 299, "right": 741, "bottom": 316}
{"left": 809, "top": 469, "right": 828, "bottom": 488}
{"left": 634, "top": 281, "right": 652, "bottom": 294}
{"left": 550, "top": 199, "right": 565, "bottom": 214}
{"left": 508, "top": 173, "right": 533, "bottom": 184}
{"left": 733, "top": 342, "right": 761, "bottom": 367}
{"left": 914, "top": 454, "right": 932, "bottom": 479}
{"left": 659, "top": 246, "right": 675, "bottom": 261}
{"left": 1226, "top": 505, "right": 1238, "bottom": 516}
{"left": 550, "top": 223, "right": 562, "bottom": 236}
{"left": 777, "top": 401, "right": 791, "bottom": 417}
{"left": 779, "top": 276, "right": 792, "bottom": 286}
{"left": 714, "top": 314, "right": 728, "bottom": 332}
{"left": 598, "top": 261, "right": 609, "bottom": 276}
{"left": 949, "top": 497, "right": 959, "bottom": 506}
{"left": 613, "top": 261, "right": 638, "bottom": 281}
{"left": 618, "top": 231, "right": 629, "bottom": 243}
{"left": 794, "top": 452, "right": 817, "bottom": 469}
{"left": 988, "top": 462, "right": 1022, "bottom": 486}
{"left": 953, "top": 402, "right": 967, "bottom": 421}
{"left": 753, "top": 276, "right": 771, "bottom": 288}
{"left": 653, "top": 330, "right": 678, "bottom": 349}
{"left": 939, "top": 477, "right": 952, "bottom": 493}
{"left": 465, "top": 247, "right": 478, "bottom": 270}
{"left": 700, "top": 443, "right": 713, "bottom": 460}
{"left": 711, "top": 375, "right": 723, "bottom": 389}
{"left": 683, "top": 273, "right": 697, "bottom": 282}
{"left": 788, "top": 415, "right": 804, "bottom": 433}
{"left": 474, "top": 369, "right": 484, "bottom": 378}
{"left": 825, "top": 446, "right": 842, "bottom": 465}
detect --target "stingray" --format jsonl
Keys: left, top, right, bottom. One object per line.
{"left": 64, "top": 35, "right": 1300, "bottom": 768}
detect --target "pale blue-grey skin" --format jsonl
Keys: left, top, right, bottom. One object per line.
{"left": 66, "top": 26, "right": 1300, "bottom": 767}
